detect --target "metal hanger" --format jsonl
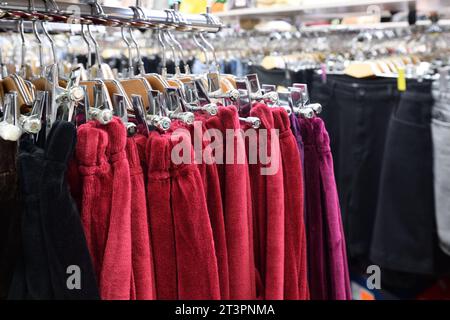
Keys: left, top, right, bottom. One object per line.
{"left": 152, "top": 27, "right": 195, "bottom": 124}
{"left": 121, "top": 25, "right": 134, "bottom": 78}
{"left": 159, "top": 11, "right": 183, "bottom": 78}
{"left": 292, "top": 83, "right": 322, "bottom": 115}
{"left": 193, "top": 33, "right": 210, "bottom": 70}
{"left": 131, "top": 93, "right": 171, "bottom": 132}
{"left": 163, "top": 7, "right": 193, "bottom": 76}
{"left": 81, "top": 24, "right": 93, "bottom": 74}
{"left": 32, "top": 20, "right": 45, "bottom": 77}
{"left": 18, "top": 19, "right": 27, "bottom": 78}
{"left": 166, "top": 29, "right": 190, "bottom": 75}
{"left": 87, "top": 24, "right": 103, "bottom": 78}
{"left": 17, "top": 18, "right": 38, "bottom": 101}
{"left": 130, "top": 94, "right": 149, "bottom": 135}
{"left": 157, "top": 29, "right": 168, "bottom": 78}
{"left": 163, "top": 30, "right": 181, "bottom": 76}
{"left": 233, "top": 78, "right": 261, "bottom": 128}
{"left": 193, "top": 32, "right": 240, "bottom": 104}
{"left": 20, "top": 90, "right": 46, "bottom": 135}
{"left": 113, "top": 93, "right": 137, "bottom": 136}
{"left": 89, "top": 81, "right": 113, "bottom": 124}
{"left": 128, "top": 27, "right": 146, "bottom": 75}
{"left": 199, "top": 33, "right": 219, "bottom": 73}
{"left": 41, "top": 21, "right": 57, "bottom": 66}
{"left": 117, "top": 12, "right": 176, "bottom": 129}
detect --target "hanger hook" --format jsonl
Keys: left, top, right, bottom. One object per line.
{"left": 193, "top": 33, "right": 210, "bottom": 70}
{"left": 163, "top": 30, "right": 179, "bottom": 75}
{"left": 167, "top": 31, "right": 189, "bottom": 74}
{"left": 121, "top": 26, "right": 134, "bottom": 77}
{"left": 32, "top": 20, "right": 44, "bottom": 74}
{"left": 128, "top": 27, "right": 146, "bottom": 75}
{"left": 41, "top": 21, "right": 57, "bottom": 66}
{"left": 162, "top": 10, "right": 180, "bottom": 75}
{"left": 157, "top": 29, "right": 167, "bottom": 77}
{"left": 81, "top": 24, "right": 93, "bottom": 70}
{"left": 199, "top": 33, "right": 218, "bottom": 72}
{"left": 87, "top": 24, "right": 102, "bottom": 69}
{"left": 18, "top": 20, "right": 27, "bottom": 77}
{"left": 166, "top": 9, "right": 189, "bottom": 74}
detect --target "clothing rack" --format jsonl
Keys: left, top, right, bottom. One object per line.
{"left": 221, "top": 19, "right": 450, "bottom": 39}
{"left": 300, "top": 19, "right": 450, "bottom": 33}
{"left": 0, "top": 0, "right": 222, "bottom": 33}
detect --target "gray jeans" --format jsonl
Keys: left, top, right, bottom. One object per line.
{"left": 432, "top": 101, "right": 450, "bottom": 255}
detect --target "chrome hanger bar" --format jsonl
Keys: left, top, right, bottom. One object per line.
{"left": 0, "top": 0, "right": 222, "bottom": 33}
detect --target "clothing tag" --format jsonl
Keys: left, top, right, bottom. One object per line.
{"left": 245, "top": 74, "right": 261, "bottom": 95}
{"left": 397, "top": 68, "right": 406, "bottom": 92}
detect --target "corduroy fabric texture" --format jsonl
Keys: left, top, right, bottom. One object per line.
{"left": 188, "top": 118, "right": 230, "bottom": 300}
{"left": 313, "top": 118, "right": 351, "bottom": 300}
{"left": 289, "top": 113, "right": 305, "bottom": 167}
{"left": 205, "top": 106, "right": 257, "bottom": 300}
{"left": 75, "top": 118, "right": 132, "bottom": 300}
{"left": 244, "top": 103, "right": 285, "bottom": 300}
{"left": 9, "top": 121, "right": 99, "bottom": 300}
{"left": 300, "top": 117, "right": 351, "bottom": 300}
{"left": 272, "top": 108, "right": 309, "bottom": 300}
{"left": 0, "top": 139, "right": 21, "bottom": 299}
{"left": 126, "top": 136, "right": 156, "bottom": 300}
{"left": 301, "top": 117, "right": 328, "bottom": 300}
{"left": 146, "top": 129, "right": 220, "bottom": 300}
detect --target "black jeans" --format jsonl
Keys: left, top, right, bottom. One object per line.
{"left": 370, "top": 85, "right": 450, "bottom": 276}
{"left": 311, "top": 75, "right": 401, "bottom": 260}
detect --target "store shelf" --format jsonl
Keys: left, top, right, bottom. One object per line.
{"left": 215, "top": 0, "right": 415, "bottom": 18}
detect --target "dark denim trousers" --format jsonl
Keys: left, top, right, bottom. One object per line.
{"left": 371, "top": 85, "right": 450, "bottom": 276}
{"left": 311, "top": 75, "right": 401, "bottom": 260}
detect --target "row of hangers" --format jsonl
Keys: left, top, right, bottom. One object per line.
{"left": 0, "top": 1, "right": 322, "bottom": 143}
{"left": 315, "top": 17, "right": 446, "bottom": 79}
{"left": 213, "top": 14, "right": 450, "bottom": 80}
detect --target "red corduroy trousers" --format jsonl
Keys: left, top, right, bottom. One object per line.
{"left": 205, "top": 106, "right": 256, "bottom": 300}
{"left": 126, "top": 136, "right": 156, "bottom": 300}
{"left": 272, "top": 108, "right": 310, "bottom": 300}
{"left": 75, "top": 118, "right": 132, "bottom": 300}
{"left": 146, "top": 129, "right": 220, "bottom": 300}
{"left": 245, "top": 103, "right": 285, "bottom": 300}
{"left": 189, "top": 118, "right": 230, "bottom": 300}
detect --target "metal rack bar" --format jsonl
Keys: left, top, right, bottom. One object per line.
{"left": 0, "top": 0, "right": 222, "bottom": 32}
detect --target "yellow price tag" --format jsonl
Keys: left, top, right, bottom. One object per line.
{"left": 397, "top": 68, "right": 406, "bottom": 92}
{"left": 180, "top": 0, "right": 208, "bottom": 14}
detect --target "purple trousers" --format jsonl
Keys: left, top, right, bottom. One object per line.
{"left": 300, "top": 117, "right": 352, "bottom": 300}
